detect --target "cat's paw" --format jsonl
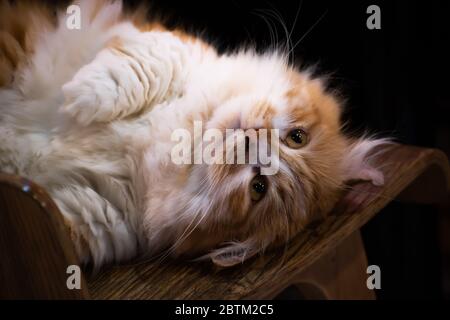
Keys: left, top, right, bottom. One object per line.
{"left": 61, "top": 65, "right": 119, "bottom": 126}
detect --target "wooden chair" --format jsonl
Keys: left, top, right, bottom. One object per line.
{"left": 1, "top": 144, "right": 449, "bottom": 299}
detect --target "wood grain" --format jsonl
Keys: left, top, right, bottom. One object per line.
{"left": 0, "top": 174, "right": 90, "bottom": 299}
{"left": 0, "top": 144, "right": 449, "bottom": 299}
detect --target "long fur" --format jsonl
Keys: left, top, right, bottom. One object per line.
{"left": 0, "top": 0, "right": 389, "bottom": 268}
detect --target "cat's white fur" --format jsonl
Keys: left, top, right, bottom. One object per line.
{"left": 0, "top": 0, "right": 388, "bottom": 267}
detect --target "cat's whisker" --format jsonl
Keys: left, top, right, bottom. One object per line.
{"left": 252, "top": 10, "right": 278, "bottom": 51}
{"left": 288, "top": 9, "right": 328, "bottom": 57}
{"left": 140, "top": 192, "right": 211, "bottom": 265}
{"left": 264, "top": 3, "right": 295, "bottom": 63}
{"left": 288, "top": 0, "right": 304, "bottom": 46}
{"left": 161, "top": 198, "right": 216, "bottom": 261}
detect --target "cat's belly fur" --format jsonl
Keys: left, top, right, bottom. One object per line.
{"left": 0, "top": 95, "right": 147, "bottom": 266}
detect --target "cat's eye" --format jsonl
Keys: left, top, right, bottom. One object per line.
{"left": 285, "top": 128, "right": 308, "bottom": 149}
{"left": 250, "top": 175, "right": 268, "bottom": 202}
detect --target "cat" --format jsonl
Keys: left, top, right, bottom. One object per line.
{"left": 0, "top": 0, "right": 388, "bottom": 268}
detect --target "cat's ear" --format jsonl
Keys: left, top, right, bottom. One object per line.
{"left": 196, "top": 241, "right": 258, "bottom": 267}
{"left": 342, "top": 137, "right": 393, "bottom": 186}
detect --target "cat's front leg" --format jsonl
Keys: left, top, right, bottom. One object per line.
{"left": 62, "top": 31, "right": 188, "bottom": 125}
{"left": 51, "top": 183, "right": 138, "bottom": 267}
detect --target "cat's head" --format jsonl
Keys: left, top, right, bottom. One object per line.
{"left": 142, "top": 52, "right": 386, "bottom": 266}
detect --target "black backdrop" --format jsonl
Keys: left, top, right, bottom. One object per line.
{"left": 55, "top": 0, "right": 450, "bottom": 298}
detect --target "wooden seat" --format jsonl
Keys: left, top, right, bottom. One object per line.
{"left": 1, "top": 144, "right": 449, "bottom": 299}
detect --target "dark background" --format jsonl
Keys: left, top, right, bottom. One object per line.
{"left": 53, "top": 0, "right": 450, "bottom": 298}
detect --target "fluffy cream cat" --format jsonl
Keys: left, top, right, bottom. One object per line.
{"left": 0, "top": 0, "right": 387, "bottom": 268}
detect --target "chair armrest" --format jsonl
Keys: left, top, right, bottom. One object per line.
{"left": 0, "top": 174, "right": 90, "bottom": 299}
